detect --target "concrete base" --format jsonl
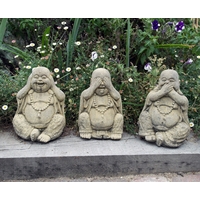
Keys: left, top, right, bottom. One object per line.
{"left": 0, "top": 127, "right": 200, "bottom": 181}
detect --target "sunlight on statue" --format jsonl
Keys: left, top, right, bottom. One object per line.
{"left": 78, "top": 68, "right": 123, "bottom": 139}
{"left": 13, "top": 66, "right": 66, "bottom": 143}
{"left": 138, "top": 69, "right": 190, "bottom": 147}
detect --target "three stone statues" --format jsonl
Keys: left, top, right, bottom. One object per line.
{"left": 13, "top": 66, "right": 66, "bottom": 143}
{"left": 12, "top": 66, "right": 190, "bottom": 147}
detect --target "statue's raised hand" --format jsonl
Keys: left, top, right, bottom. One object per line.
{"left": 91, "top": 77, "right": 101, "bottom": 91}
{"left": 160, "top": 83, "right": 173, "bottom": 95}
{"left": 103, "top": 77, "right": 112, "bottom": 90}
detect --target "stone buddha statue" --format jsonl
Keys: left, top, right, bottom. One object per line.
{"left": 138, "top": 69, "right": 190, "bottom": 147}
{"left": 78, "top": 68, "right": 123, "bottom": 139}
{"left": 13, "top": 66, "right": 66, "bottom": 143}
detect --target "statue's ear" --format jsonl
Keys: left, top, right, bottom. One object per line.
{"left": 32, "top": 67, "right": 36, "bottom": 72}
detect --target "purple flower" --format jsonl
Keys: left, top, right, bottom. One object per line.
{"left": 151, "top": 20, "right": 160, "bottom": 31}
{"left": 185, "top": 58, "right": 193, "bottom": 65}
{"left": 167, "top": 22, "right": 174, "bottom": 27}
{"left": 144, "top": 63, "right": 152, "bottom": 72}
{"left": 175, "top": 21, "right": 185, "bottom": 32}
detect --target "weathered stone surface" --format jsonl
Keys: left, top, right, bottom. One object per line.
{"left": 78, "top": 68, "right": 123, "bottom": 140}
{"left": 0, "top": 127, "right": 199, "bottom": 181}
{"left": 12, "top": 66, "right": 66, "bottom": 143}
{"left": 138, "top": 69, "right": 190, "bottom": 147}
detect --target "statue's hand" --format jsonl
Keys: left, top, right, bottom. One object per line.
{"left": 91, "top": 77, "right": 101, "bottom": 91}
{"left": 26, "top": 74, "right": 32, "bottom": 88}
{"left": 103, "top": 77, "right": 112, "bottom": 90}
{"left": 160, "top": 84, "right": 173, "bottom": 95}
{"left": 49, "top": 75, "right": 56, "bottom": 89}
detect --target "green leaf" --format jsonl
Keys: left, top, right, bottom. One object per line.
{"left": 41, "top": 26, "right": 51, "bottom": 49}
{"left": 126, "top": 18, "right": 131, "bottom": 68}
{"left": 156, "top": 44, "right": 194, "bottom": 48}
{"left": 66, "top": 18, "right": 82, "bottom": 68}
{"left": 0, "top": 18, "right": 8, "bottom": 45}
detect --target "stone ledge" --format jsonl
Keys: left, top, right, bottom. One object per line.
{"left": 0, "top": 128, "right": 200, "bottom": 181}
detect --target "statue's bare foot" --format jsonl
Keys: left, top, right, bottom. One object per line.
{"left": 80, "top": 133, "right": 92, "bottom": 139}
{"left": 145, "top": 135, "right": 156, "bottom": 142}
{"left": 110, "top": 133, "right": 122, "bottom": 140}
{"left": 156, "top": 132, "right": 163, "bottom": 146}
{"left": 30, "top": 129, "right": 40, "bottom": 141}
{"left": 37, "top": 133, "right": 51, "bottom": 143}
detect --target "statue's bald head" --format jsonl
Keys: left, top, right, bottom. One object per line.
{"left": 32, "top": 66, "right": 51, "bottom": 78}
{"left": 91, "top": 68, "right": 111, "bottom": 80}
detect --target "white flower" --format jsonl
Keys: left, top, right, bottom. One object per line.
{"left": 100, "top": 55, "right": 104, "bottom": 58}
{"left": 112, "top": 45, "right": 117, "bottom": 49}
{"left": 190, "top": 122, "right": 194, "bottom": 127}
{"left": 26, "top": 66, "right": 31, "bottom": 69}
{"left": 91, "top": 51, "right": 98, "bottom": 61}
{"left": 144, "top": 63, "right": 152, "bottom": 72}
{"left": 61, "top": 21, "right": 67, "bottom": 25}
{"left": 128, "top": 78, "right": 133, "bottom": 82}
{"left": 63, "top": 26, "right": 68, "bottom": 30}
{"left": 76, "top": 67, "right": 81, "bottom": 70}
{"left": 56, "top": 74, "right": 60, "bottom": 78}
{"left": 26, "top": 45, "right": 30, "bottom": 48}
{"left": 66, "top": 67, "right": 71, "bottom": 72}
{"left": 2, "top": 105, "right": 8, "bottom": 110}
{"left": 86, "top": 64, "right": 90, "bottom": 67}
{"left": 108, "top": 48, "right": 112, "bottom": 51}
{"left": 14, "top": 55, "right": 19, "bottom": 58}
{"left": 46, "top": 34, "right": 49, "bottom": 37}
{"left": 54, "top": 68, "right": 59, "bottom": 73}
{"left": 75, "top": 41, "right": 81, "bottom": 46}
{"left": 175, "top": 55, "right": 178, "bottom": 57}
{"left": 30, "top": 43, "right": 35, "bottom": 47}
{"left": 52, "top": 43, "right": 57, "bottom": 46}
{"left": 59, "top": 42, "right": 62, "bottom": 45}
{"left": 40, "top": 50, "right": 45, "bottom": 54}
{"left": 197, "top": 55, "right": 200, "bottom": 59}
{"left": 68, "top": 99, "right": 72, "bottom": 103}
{"left": 69, "top": 88, "right": 74, "bottom": 92}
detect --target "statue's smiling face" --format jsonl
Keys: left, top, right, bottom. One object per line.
{"left": 31, "top": 68, "right": 51, "bottom": 93}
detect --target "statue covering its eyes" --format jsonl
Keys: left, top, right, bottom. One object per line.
{"left": 78, "top": 68, "right": 123, "bottom": 139}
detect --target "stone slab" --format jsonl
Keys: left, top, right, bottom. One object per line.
{"left": 0, "top": 127, "right": 200, "bottom": 181}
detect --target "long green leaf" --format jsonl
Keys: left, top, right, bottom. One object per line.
{"left": 126, "top": 18, "right": 131, "bottom": 68}
{"left": 0, "top": 44, "right": 31, "bottom": 60}
{"left": 41, "top": 26, "right": 51, "bottom": 49}
{"left": 156, "top": 44, "right": 194, "bottom": 49}
{"left": 0, "top": 18, "right": 8, "bottom": 45}
{"left": 66, "top": 18, "right": 82, "bottom": 68}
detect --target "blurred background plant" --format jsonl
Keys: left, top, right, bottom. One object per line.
{"left": 0, "top": 18, "right": 199, "bottom": 135}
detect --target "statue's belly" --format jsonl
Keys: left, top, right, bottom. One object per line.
{"left": 24, "top": 104, "right": 55, "bottom": 128}
{"left": 90, "top": 107, "right": 115, "bottom": 130}
{"left": 150, "top": 106, "right": 181, "bottom": 129}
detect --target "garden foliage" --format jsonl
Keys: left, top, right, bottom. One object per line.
{"left": 0, "top": 18, "right": 200, "bottom": 134}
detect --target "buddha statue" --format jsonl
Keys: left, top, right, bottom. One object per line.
{"left": 138, "top": 69, "right": 190, "bottom": 147}
{"left": 13, "top": 66, "right": 66, "bottom": 143}
{"left": 78, "top": 68, "right": 123, "bottom": 139}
